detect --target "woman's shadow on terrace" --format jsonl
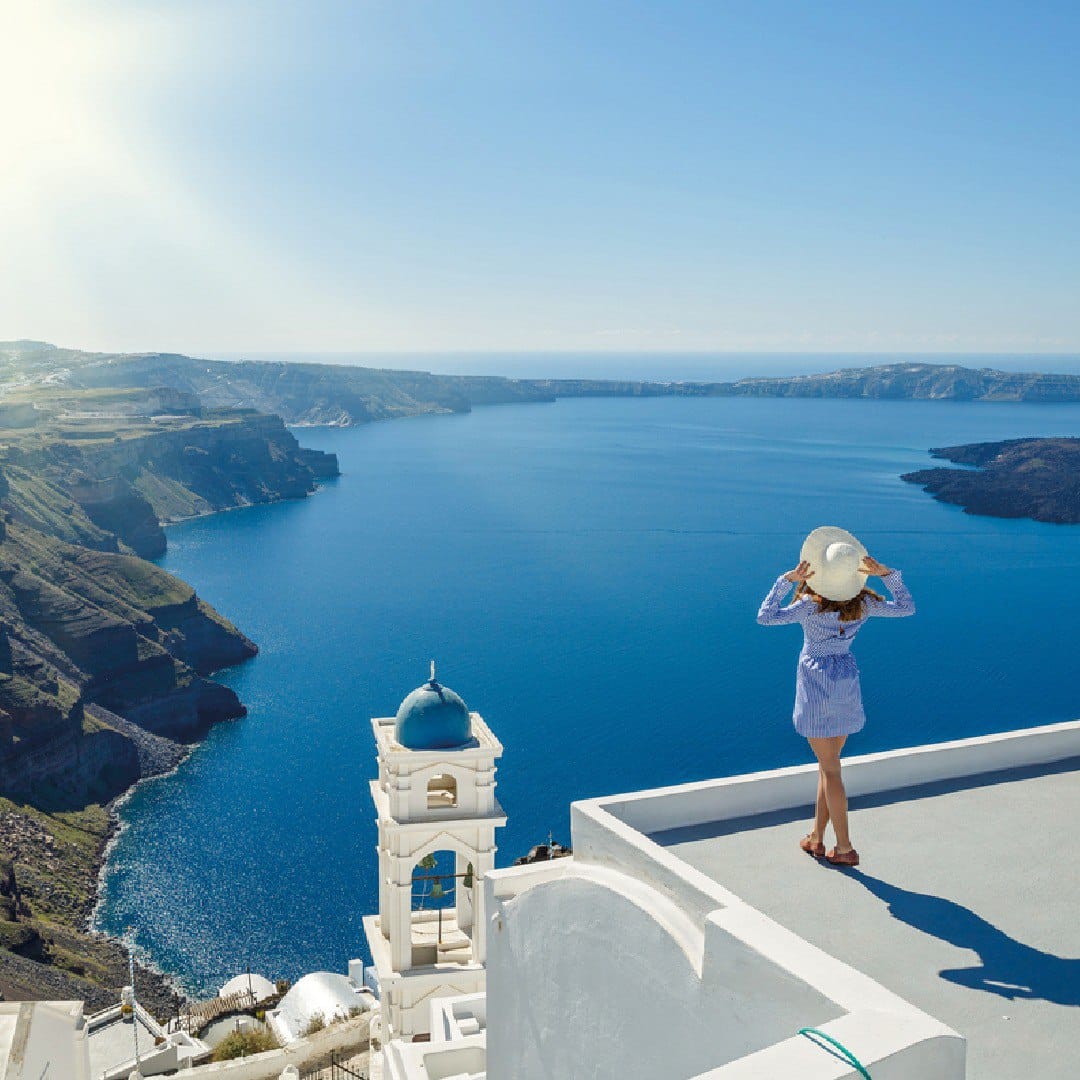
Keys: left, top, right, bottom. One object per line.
{"left": 849, "top": 871, "right": 1080, "bottom": 1007}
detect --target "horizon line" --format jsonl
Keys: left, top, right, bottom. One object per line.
{"left": 9, "top": 339, "right": 1080, "bottom": 360}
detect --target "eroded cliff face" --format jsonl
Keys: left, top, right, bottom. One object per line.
{"left": 0, "top": 352, "right": 349, "bottom": 1009}
{"left": 0, "top": 407, "right": 315, "bottom": 798}
{"left": 76, "top": 410, "right": 339, "bottom": 521}
{"left": 67, "top": 477, "right": 165, "bottom": 558}
{"left": 1, "top": 409, "right": 339, "bottom": 558}
{"left": 0, "top": 385, "right": 339, "bottom": 806}
{"left": 9, "top": 341, "right": 1080, "bottom": 417}
{"left": 0, "top": 400, "right": 337, "bottom": 1012}
{"left": 0, "top": 522, "right": 255, "bottom": 799}
{"left": 0, "top": 521, "right": 257, "bottom": 1015}
{"left": 55, "top": 352, "right": 556, "bottom": 424}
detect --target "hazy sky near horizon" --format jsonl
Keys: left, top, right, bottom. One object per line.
{"left": 1, "top": 1, "right": 1078, "bottom": 357}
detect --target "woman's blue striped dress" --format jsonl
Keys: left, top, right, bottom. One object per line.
{"left": 757, "top": 570, "right": 915, "bottom": 738}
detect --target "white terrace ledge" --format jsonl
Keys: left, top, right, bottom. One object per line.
{"left": 583, "top": 718, "right": 1080, "bottom": 839}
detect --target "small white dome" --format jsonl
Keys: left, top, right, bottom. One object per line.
{"left": 219, "top": 972, "right": 277, "bottom": 1004}
{"left": 268, "top": 972, "right": 371, "bottom": 1044}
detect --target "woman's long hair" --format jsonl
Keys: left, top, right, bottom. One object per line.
{"left": 795, "top": 582, "right": 883, "bottom": 622}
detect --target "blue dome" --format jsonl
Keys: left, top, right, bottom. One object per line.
{"left": 394, "top": 679, "right": 472, "bottom": 750}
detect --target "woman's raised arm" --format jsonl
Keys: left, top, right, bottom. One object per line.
{"left": 757, "top": 569, "right": 812, "bottom": 626}
{"left": 863, "top": 569, "right": 915, "bottom": 618}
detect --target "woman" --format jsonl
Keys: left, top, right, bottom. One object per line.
{"left": 757, "top": 526, "right": 915, "bottom": 867}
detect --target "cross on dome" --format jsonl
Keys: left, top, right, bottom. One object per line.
{"left": 394, "top": 664, "right": 472, "bottom": 750}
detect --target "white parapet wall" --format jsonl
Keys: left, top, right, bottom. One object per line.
{"left": 174, "top": 1013, "right": 370, "bottom": 1080}
{"left": 484, "top": 856, "right": 962, "bottom": 1079}
{"left": 477, "top": 721, "right": 1080, "bottom": 1080}
{"left": 589, "top": 719, "right": 1080, "bottom": 838}
{"left": 383, "top": 1034, "right": 487, "bottom": 1080}
{"left": 690, "top": 1009, "right": 963, "bottom": 1079}
{"left": 430, "top": 993, "right": 486, "bottom": 1044}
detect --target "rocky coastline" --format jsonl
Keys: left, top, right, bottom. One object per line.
{"left": 0, "top": 382, "right": 339, "bottom": 1015}
{"left": 902, "top": 438, "right": 1080, "bottom": 524}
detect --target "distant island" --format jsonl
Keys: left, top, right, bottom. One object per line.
{"left": 903, "top": 438, "right": 1080, "bottom": 524}
{"left": 5, "top": 342, "right": 1080, "bottom": 428}
{"left": 1, "top": 339, "right": 1079, "bottom": 1010}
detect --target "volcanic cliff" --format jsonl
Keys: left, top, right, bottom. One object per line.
{"left": 0, "top": 385, "right": 337, "bottom": 1013}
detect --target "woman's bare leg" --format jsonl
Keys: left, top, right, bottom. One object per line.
{"left": 808, "top": 735, "right": 852, "bottom": 852}
{"left": 811, "top": 767, "right": 830, "bottom": 843}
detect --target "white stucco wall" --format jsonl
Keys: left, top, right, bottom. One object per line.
{"left": 366, "top": 710, "right": 504, "bottom": 1040}
{"left": 382, "top": 963, "right": 486, "bottom": 1040}
{"left": 371, "top": 714, "right": 504, "bottom": 825}
{"left": 486, "top": 866, "right": 841, "bottom": 1080}
{"left": 430, "top": 993, "right": 487, "bottom": 1043}
{"left": 383, "top": 1033, "right": 487, "bottom": 1080}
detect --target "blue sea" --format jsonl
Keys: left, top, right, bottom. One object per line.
{"left": 96, "top": 395, "right": 1080, "bottom": 994}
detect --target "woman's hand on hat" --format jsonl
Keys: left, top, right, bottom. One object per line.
{"left": 861, "top": 555, "right": 892, "bottom": 577}
{"left": 784, "top": 560, "right": 815, "bottom": 583}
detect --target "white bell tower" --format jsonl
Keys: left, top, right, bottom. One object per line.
{"left": 361, "top": 666, "right": 505, "bottom": 1041}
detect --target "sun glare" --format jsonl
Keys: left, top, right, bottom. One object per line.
{"left": 0, "top": 1, "right": 318, "bottom": 348}
{"left": 0, "top": 3, "right": 138, "bottom": 199}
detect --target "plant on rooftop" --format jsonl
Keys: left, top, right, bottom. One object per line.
{"left": 303, "top": 1011, "right": 326, "bottom": 1036}
{"left": 210, "top": 1027, "right": 279, "bottom": 1061}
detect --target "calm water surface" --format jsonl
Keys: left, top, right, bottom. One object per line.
{"left": 97, "top": 397, "right": 1080, "bottom": 993}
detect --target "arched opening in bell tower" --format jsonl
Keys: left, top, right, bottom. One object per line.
{"left": 409, "top": 849, "right": 476, "bottom": 966}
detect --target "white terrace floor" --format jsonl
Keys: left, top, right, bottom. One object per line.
{"left": 653, "top": 757, "right": 1080, "bottom": 1080}
{"left": 87, "top": 1010, "right": 161, "bottom": 1080}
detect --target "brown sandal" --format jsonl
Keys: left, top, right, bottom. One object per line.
{"left": 800, "top": 835, "right": 826, "bottom": 858}
{"left": 825, "top": 847, "right": 860, "bottom": 866}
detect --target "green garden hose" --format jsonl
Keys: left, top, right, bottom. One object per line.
{"left": 797, "top": 1027, "right": 872, "bottom": 1079}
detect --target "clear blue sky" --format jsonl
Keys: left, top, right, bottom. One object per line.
{"left": 1, "top": 1, "right": 1078, "bottom": 357}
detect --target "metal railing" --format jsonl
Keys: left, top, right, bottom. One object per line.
{"left": 299, "top": 1050, "right": 367, "bottom": 1079}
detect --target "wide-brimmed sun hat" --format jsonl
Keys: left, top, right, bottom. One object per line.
{"left": 799, "top": 526, "right": 869, "bottom": 602}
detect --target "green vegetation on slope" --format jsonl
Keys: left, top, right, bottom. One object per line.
{"left": 211, "top": 1028, "right": 281, "bottom": 1061}
{"left": 0, "top": 797, "right": 181, "bottom": 1016}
